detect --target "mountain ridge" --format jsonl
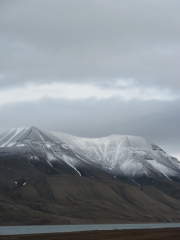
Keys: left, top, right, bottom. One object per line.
{"left": 0, "top": 126, "right": 179, "bottom": 180}
{"left": 0, "top": 126, "right": 180, "bottom": 225}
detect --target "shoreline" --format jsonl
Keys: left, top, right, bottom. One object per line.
{"left": 1, "top": 228, "right": 180, "bottom": 240}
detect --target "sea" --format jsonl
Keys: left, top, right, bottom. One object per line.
{"left": 1, "top": 223, "right": 180, "bottom": 235}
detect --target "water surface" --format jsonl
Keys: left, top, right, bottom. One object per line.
{"left": 1, "top": 223, "right": 180, "bottom": 235}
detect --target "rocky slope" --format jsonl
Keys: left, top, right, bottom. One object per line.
{"left": 0, "top": 126, "right": 180, "bottom": 225}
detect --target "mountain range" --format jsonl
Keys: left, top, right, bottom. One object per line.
{"left": 0, "top": 126, "right": 180, "bottom": 225}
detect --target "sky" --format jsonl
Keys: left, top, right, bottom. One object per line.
{"left": 0, "top": 0, "right": 179, "bottom": 159}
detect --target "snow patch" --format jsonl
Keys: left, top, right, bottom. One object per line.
{"left": 16, "top": 143, "right": 25, "bottom": 147}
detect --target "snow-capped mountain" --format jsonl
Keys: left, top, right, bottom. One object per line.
{"left": 0, "top": 126, "right": 179, "bottom": 181}
{"left": 1, "top": 126, "right": 180, "bottom": 226}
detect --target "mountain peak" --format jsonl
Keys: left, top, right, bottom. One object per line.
{"left": 0, "top": 126, "right": 179, "bottom": 180}
{"left": 0, "top": 126, "right": 43, "bottom": 147}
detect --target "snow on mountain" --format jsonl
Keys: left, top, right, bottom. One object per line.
{"left": 52, "top": 132, "right": 180, "bottom": 179}
{"left": 0, "top": 126, "right": 179, "bottom": 180}
{"left": 0, "top": 126, "right": 60, "bottom": 146}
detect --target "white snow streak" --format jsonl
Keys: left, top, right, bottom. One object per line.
{"left": 1, "top": 127, "right": 29, "bottom": 147}
{"left": 0, "top": 126, "right": 179, "bottom": 179}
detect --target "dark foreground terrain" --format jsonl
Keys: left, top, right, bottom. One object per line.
{"left": 1, "top": 151, "right": 180, "bottom": 225}
{"left": 1, "top": 228, "right": 180, "bottom": 240}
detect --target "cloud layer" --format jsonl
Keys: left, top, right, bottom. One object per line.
{"left": 0, "top": 0, "right": 179, "bottom": 158}
{"left": 0, "top": 0, "right": 180, "bottom": 89}
{"left": 0, "top": 97, "right": 179, "bottom": 158}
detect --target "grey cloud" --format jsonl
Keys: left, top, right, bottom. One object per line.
{"left": 0, "top": 97, "right": 179, "bottom": 158}
{"left": 0, "top": 1, "right": 179, "bottom": 158}
{"left": 0, "top": 0, "right": 179, "bottom": 91}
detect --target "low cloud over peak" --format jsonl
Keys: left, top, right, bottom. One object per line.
{"left": 0, "top": 0, "right": 179, "bottom": 158}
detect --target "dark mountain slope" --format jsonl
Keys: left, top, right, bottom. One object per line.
{"left": 0, "top": 126, "right": 180, "bottom": 225}
{"left": 1, "top": 160, "right": 180, "bottom": 225}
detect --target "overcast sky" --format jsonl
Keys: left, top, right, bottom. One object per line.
{"left": 0, "top": 0, "right": 179, "bottom": 158}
